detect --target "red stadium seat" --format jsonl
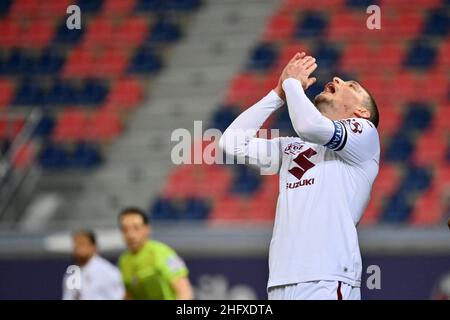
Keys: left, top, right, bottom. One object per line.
{"left": 374, "top": 42, "right": 405, "bottom": 71}
{"left": 0, "top": 79, "right": 15, "bottom": 109}
{"left": 390, "top": 72, "right": 422, "bottom": 104}
{"left": 410, "top": 187, "right": 443, "bottom": 226}
{"left": 225, "top": 73, "right": 262, "bottom": 108}
{"left": 275, "top": 41, "right": 311, "bottom": 72}
{"left": 374, "top": 163, "right": 402, "bottom": 198}
{"left": 382, "top": 0, "right": 441, "bottom": 11}
{"left": 36, "top": 0, "right": 72, "bottom": 19}
{"left": 436, "top": 41, "right": 450, "bottom": 69}
{"left": 62, "top": 46, "right": 97, "bottom": 78}
{"left": 20, "top": 19, "right": 55, "bottom": 49}
{"left": 378, "top": 103, "right": 402, "bottom": 136}
{"left": 208, "top": 195, "right": 251, "bottom": 222}
{"left": 262, "top": 10, "right": 296, "bottom": 42}
{"left": 339, "top": 42, "right": 373, "bottom": 72}
{"left": 433, "top": 103, "right": 450, "bottom": 133}
{"left": 81, "top": 16, "right": 115, "bottom": 49}
{"left": 9, "top": 0, "right": 40, "bottom": 18}
{"left": 247, "top": 175, "right": 278, "bottom": 221}
{"left": 12, "top": 142, "right": 35, "bottom": 169}
{"left": 105, "top": 78, "right": 143, "bottom": 109}
{"left": 359, "top": 197, "right": 382, "bottom": 226}
{"left": 102, "top": 0, "right": 137, "bottom": 16}
{"left": 282, "top": 0, "right": 344, "bottom": 12}
{"left": 52, "top": 109, "right": 88, "bottom": 142}
{"left": 422, "top": 70, "right": 449, "bottom": 102}
{"left": 412, "top": 128, "right": 446, "bottom": 167}
{"left": 114, "top": 16, "right": 150, "bottom": 49}
{"left": 93, "top": 50, "right": 129, "bottom": 78}
{"left": 0, "top": 116, "right": 25, "bottom": 140}
{"left": 86, "top": 110, "right": 122, "bottom": 142}
{"left": 326, "top": 12, "right": 363, "bottom": 42}
{"left": 0, "top": 19, "right": 22, "bottom": 48}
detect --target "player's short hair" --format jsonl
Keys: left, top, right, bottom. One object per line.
{"left": 73, "top": 230, "right": 97, "bottom": 246}
{"left": 361, "top": 85, "right": 379, "bottom": 128}
{"left": 118, "top": 207, "right": 149, "bottom": 226}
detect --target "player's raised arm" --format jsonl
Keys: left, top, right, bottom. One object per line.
{"left": 280, "top": 55, "right": 336, "bottom": 145}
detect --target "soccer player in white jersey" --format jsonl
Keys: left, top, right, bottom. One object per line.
{"left": 219, "top": 52, "right": 380, "bottom": 300}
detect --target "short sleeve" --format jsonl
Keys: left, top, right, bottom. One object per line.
{"left": 158, "top": 245, "right": 189, "bottom": 282}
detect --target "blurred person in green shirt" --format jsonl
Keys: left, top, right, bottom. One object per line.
{"left": 118, "top": 207, "right": 193, "bottom": 300}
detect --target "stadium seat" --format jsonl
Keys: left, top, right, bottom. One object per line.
{"left": 62, "top": 47, "right": 97, "bottom": 78}
{"left": 313, "top": 43, "right": 340, "bottom": 69}
{"left": 102, "top": 0, "right": 136, "bottom": 16}
{"left": 11, "top": 142, "right": 35, "bottom": 169}
{"left": 0, "top": 18, "right": 22, "bottom": 48}
{"left": 209, "top": 195, "right": 252, "bottom": 222}
{"left": 388, "top": 11, "right": 424, "bottom": 40}
{"left": 9, "top": 0, "right": 40, "bottom": 18}
{"left": 377, "top": 103, "right": 402, "bottom": 136}
{"left": 225, "top": 73, "right": 261, "bottom": 107}
{"left": 0, "top": 116, "right": 24, "bottom": 140}
{"left": 401, "top": 102, "right": 433, "bottom": 132}
{"left": 32, "top": 115, "right": 55, "bottom": 138}
{"left": 262, "top": 10, "right": 296, "bottom": 42}
{"left": 43, "top": 81, "right": 77, "bottom": 106}
{"left": 13, "top": 80, "right": 44, "bottom": 106}
{"left": 93, "top": 50, "right": 129, "bottom": 78}
{"left": 104, "top": 77, "right": 143, "bottom": 109}
{"left": 423, "top": 9, "right": 449, "bottom": 37}
{"left": 77, "top": 80, "right": 108, "bottom": 105}
{"left": 77, "top": 0, "right": 104, "bottom": 13}
{"left": 385, "top": 132, "right": 414, "bottom": 163}
{"left": 150, "top": 197, "right": 177, "bottom": 220}
{"left": 53, "top": 20, "right": 85, "bottom": 44}
{"left": 412, "top": 129, "right": 446, "bottom": 166}
{"left": 52, "top": 109, "right": 88, "bottom": 142}
{"left": 404, "top": 41, "right": 437, "bottom": 69}
{"left": 282, "top": 0, "right": 344, "bottom": 12}
{"left": 36, "top": 0, "right": 72, "bottom": 18}
{"left": 0, "top": 0, "right": 12, "bottom": 16}
{"left": 30, "top": 49, "right": 64, "bottom": 75}
{"left": 127, "top": 46, "right": 162, "bottom": 74}
{"left": 81, "top": 16, "right": 115, "bottom": 49}
{"left": 229, "top": 165, "right": 261, "bottom": 195}
{"left": 410, "top": 187, "right": 443, "bottom": 226}
{"left": 0, "top": 78, "right": 15, "bottom": 109}
{"left": 339, "top": 41, "right": 373, "bottom": 71}
{"left": 325, "top": 12, "right": 361, "bottom": 42}
{"left": 295, "top": 11, "right": 327, "bottom": 39}
{"left": 39, "top": 143, "right": 70, "bottom": 169}
{"left": 114, "top": 16, "right": 150, "bottom": 48}
{"left": 2, "top": 50, "right": 32, "bottom": 75}
{"left": 20, "top": 19, "right": 55, "bottom": 49}
{"left": 146, "top": 19, "right": 181, "bottom": 43}
{"left": 85, "top": 110, "right": 122, "bottom": 142}
{"left": 433, "top": 103, "right": 450, "bottom": 133}
{"left": 435, "top": 40, "right": 450, "bottom": 68}
{"left": 275, "top": 42, "right": 311, "bottom": 71}
{"left": 209, "top": 107, "right": 239, "bottom": 133}
{"left": 246, "top": 43, "right": 278, "bottom": 71}
{"left": 182, "top": 197, "right": 210, "bottom": 220}
{"left": 71, "top": 143, "right": 102, "bottom": 168}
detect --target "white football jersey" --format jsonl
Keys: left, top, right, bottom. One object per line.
{"left": 220, "top": 82, "right": 380, "bottom": 290}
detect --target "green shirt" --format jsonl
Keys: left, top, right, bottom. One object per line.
{"left": 118, "top": 240, "right": 188, "bottom": 300}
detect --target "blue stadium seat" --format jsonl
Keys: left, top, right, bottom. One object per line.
{"left": 230, "top": 165, "right": 261, "bottom": 195}
{"left": 135, "top": 0, "right": 165, "bottom": 11}
{"left": 53, "top": 20, "right": 84, "bottom": 44}
{"left": 404, "top": 41, "right": 437, "bottom": 69}
{"left": 147, "top": 19, "right": 181, "bottom": 43}
{"left": 401, "top": 166, "right": 432, "bottom": 192}
{"left": 150, "top": 197, "right": 177, "bottom": 220}
{"left": 385, "top": 132, "right": 414, "bottom": 162}
{"left": 184, "top": 198, "right": 210, "bottom": 220}
{"left": 39, "top": 143, "right": 70, "bottom": 169}
{"left": 0, "top": 0, "right": 11, "bottom": 17}
{"left": 2, "top": 50, "right": 32, "bottom": 75}
{"left": 13, "top": 80, "right": 44, "bottom": 106}
{"left": 382, "top": 189, "right": 412, "bottom": 223}
{"left": 128, "top": 47, "right": 163, "bottom": 74}
{"left": 43, "top": 81, "right": 76, "bottom": 105}
{"left": 30, "top": 49, "right": 64, "bottom": 75}
{"left": 77, "top": 0, "right": 103, "bottom": 13}
{"left": 209, "top": 106, "right": 239, "bottom": 132}
{"left": 314, "top": 43, "right": 341, "bottom": 69}
{"left": 273, "top": 107, "right": 296, "bottom": 136}
{"left": 71, "top": 143, "right": 102, "bottom": 168}
{"left": 78, "top": 80, "right": 108, "bottom": 105}
{"left": 423, "top": 10, "right": 449, "bottom": 37}
{"left": 136, "top": 0, "right": 200, "bottom": 12}
{"left": 346, "top": 0, "right": 378, "bottom": 8}
{"left": 401, "top": 103, "right": 433, "bottom": 132}
{"left": 295, "top": 12, "right": 327, "bottom": 39}
{"left": 246, "top": 43, "right": 278, "bottom": 71}
{"left": 32, "top": 115, "right": 55, "bottom": 138}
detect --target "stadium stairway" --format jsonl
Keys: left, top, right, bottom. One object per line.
{"left": 27, "top": 0, "right": 278, "bottom": 230}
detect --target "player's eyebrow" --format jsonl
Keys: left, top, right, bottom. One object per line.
{"left": 349, "top": 80, "right": 362, "bottom": 92}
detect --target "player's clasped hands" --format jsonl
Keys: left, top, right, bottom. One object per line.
{"left": 281, "top": 52, "right": 318, "bottom": 90}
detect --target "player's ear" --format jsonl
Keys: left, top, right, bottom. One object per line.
{"left": 354, "top": 107, "right": 370, "bottom": 120}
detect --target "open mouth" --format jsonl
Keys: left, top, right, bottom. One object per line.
{"left": 324, "top": 82, "right": 336, "bottom": 94}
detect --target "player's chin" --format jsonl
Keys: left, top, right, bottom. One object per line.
{"left": 314, "top": 92, "right": 332, "bottom": 105}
